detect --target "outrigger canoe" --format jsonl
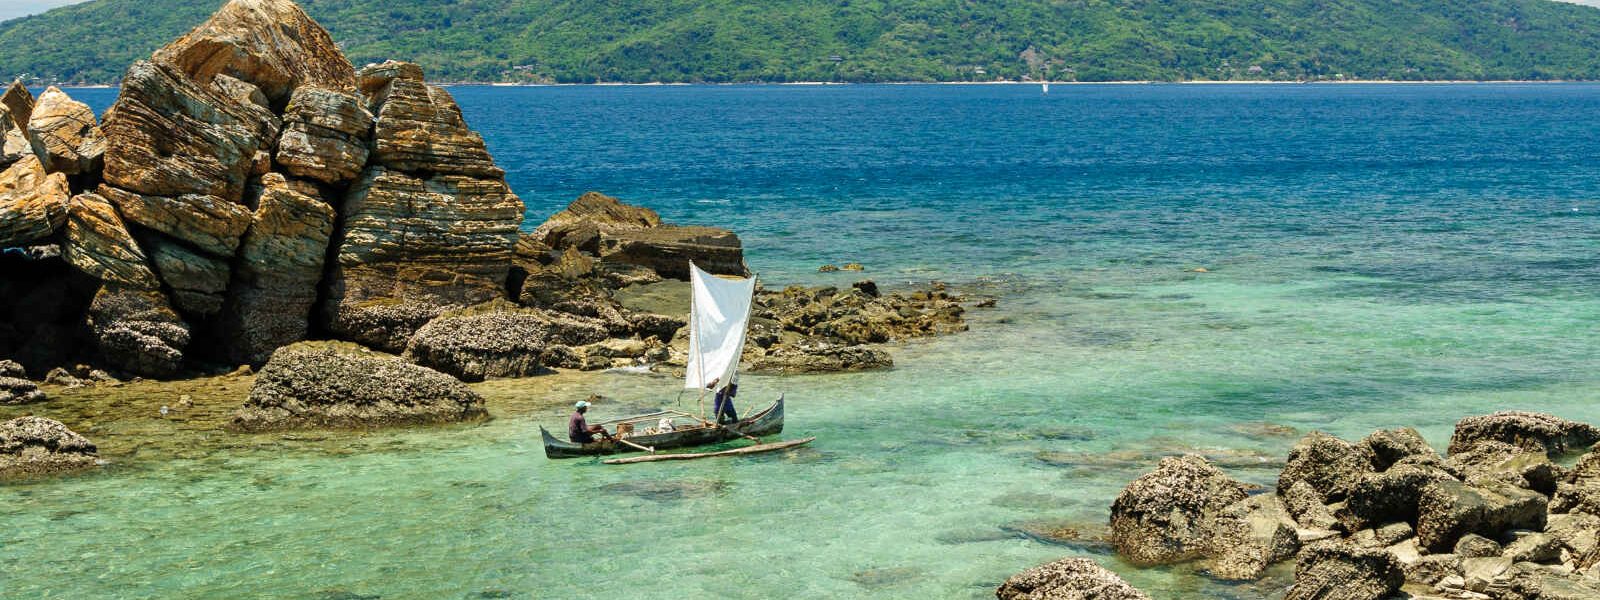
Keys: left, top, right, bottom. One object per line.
{"left": 540, "top": 394, "right": 785, "bottom": 459}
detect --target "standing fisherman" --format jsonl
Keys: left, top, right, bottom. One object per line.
{"left": 706, "top": 376, "right": 739, "bottom": 424}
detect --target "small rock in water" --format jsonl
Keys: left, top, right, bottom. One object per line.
{"left": 841, "top": 262, "right": 865, "bottom": 271}
{"left": 818, "top": 264, "right": 839, "bottom": 272}
{"left": 1189, "top": 267, "right": 1209, "bottom": 272}
{"left": 849, "top": 566, "right": 922, "bottom": 589}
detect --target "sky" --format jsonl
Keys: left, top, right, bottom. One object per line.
{"left": 0, "top": 0, "right": 89, "bottom": 22}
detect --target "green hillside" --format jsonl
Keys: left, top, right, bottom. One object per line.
{"left": 3, "top": 0, "right": 1600, "bottom": 83}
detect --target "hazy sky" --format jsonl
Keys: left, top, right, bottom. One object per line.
{"left": 0, "top": 0, "right": 90, "bottom": 22}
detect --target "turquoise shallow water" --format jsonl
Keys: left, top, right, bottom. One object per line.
{"left": 5, "top": 84, "right": 1600, "bottom": 598}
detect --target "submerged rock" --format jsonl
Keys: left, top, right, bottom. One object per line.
{"left": 0, "top": 416, "right": 97, "bottom": 477}
{"left": 996, "top": 557, "right": 1150, "bottom": 600}
{"left": 231, "top": 342, "right": 486, "bottom": 431}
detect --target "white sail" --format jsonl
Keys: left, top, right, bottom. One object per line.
{"left": 684, "top": 262, "right": 756, "bottom": 392}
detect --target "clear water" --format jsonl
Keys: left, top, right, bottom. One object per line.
{"left": 5, "top": 84, "right": 1599, "bottom": 599}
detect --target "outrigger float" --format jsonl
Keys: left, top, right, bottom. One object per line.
{"left": 541, "top": 262, "right": 812, "bottom": 463}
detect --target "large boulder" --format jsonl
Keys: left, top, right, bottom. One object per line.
{"left": 1447, "top": 439, "right": 1562, "bottom": 495}
{"left": 1277, "top": 432, "right": 1375, "bottom": 503}
{"left": 321, "top": 166, "right": 522, "bottom": 351}
{"left": 231, "top": 341, "right": 486, "bottom": 431}
{"left": 359, "top": 61, "right": 500, "bottom": 177}
{"left": 532, "top": 190, "right": 660, "bottom": 248}
{"left": 995, "top": 558, "right": 1150, "bottom": 600}
{"left": 0, "top": 154, "right": 72, "bottom": 247}
{"left": 403, "top": 306, "right": 610, "bottom": 382}
{"left": 274, "top": 86, "right": 372, "bottom": 184}
{"left": 101, "top": 60, "right": 277, "bottom": 204}
{"left": 0, "top": 416, "right": 97, "bottom": 477}
{"left": 26, "top": 87, "right": 105, "bottom": 175}
{"left": 1358, "top": 427, "right": 1436, "bottom": 471}
{"left": 1285, "top": 542, "right": 1404, "bottom": 600}
{"left": 1415, "top": 479, "right": 1548, "bottom": 552}
{"left": 215, "top": 173, "right": 334, "bottom": 364}
{"left": 1448, "top": 411, "right": 1600, "bottom": 456}
{"left": 0, "top": 81, "right": 33, "bottom": 168}
{"left": 1108, "top": 454, "right": 1250, "bottom": 566}
{"left": 151, "top": 0, "right": 357, "bottom": 104}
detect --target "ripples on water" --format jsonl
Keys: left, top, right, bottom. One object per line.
{"left": 5, "top": 84, "right": 1598, "bottom": 598}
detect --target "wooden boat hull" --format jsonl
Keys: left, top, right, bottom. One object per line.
{"left": 541, "top": 395, "right": 784, "bottom": 459}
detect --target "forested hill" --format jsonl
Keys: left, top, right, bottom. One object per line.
{"left": 4, "top": 0, "right": 1600, "bottom": 84}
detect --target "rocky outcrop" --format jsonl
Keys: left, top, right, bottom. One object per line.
{"left": 62, "top": 192, "right": 159, "bottom": 288}
{"left": 151, "top": 0, "right": 357, "bottom": 103}
{"left": 0, "top": 154, "right": 72, "bottom": 247}
{"left": 1449, "top": 411, "right": 1600, "bottom": 456}
{"left": 0, "top": 416, "right": 97, "bottom": 477}
{"left": 533, "top": 192, "right": 745, "bottom": 279}
{"left": 995, "top": 558, "right": 1150, "bottom": 600}
{"left": 1108, "top": 454, "right": 1250, "bottom": 566}
{"left": 216, "top": 174, "right": 334, "bottom": 364}
{"left": 321, "top": 166, "right": 523, "bottom": 351}
{"left": 403, "top": 305, "right": 610, "bottom": 382}
{"left": 231, "top": 342, "right": 486, "bottom": 431}
{"left": 1082, "top": 413, "right": 1600, "bottom": 600}
{"left": 26, "top": 87, "right": 105, "bottom": 175}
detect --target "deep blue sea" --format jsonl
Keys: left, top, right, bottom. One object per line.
{"left": 10, "top": 84, "right": 1599, "bottom": 598}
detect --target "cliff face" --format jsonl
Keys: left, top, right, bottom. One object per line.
{"left": 0, "top": 0, "right": 525, "bottom": 376}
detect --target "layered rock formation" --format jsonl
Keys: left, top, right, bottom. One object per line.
{"left": 0, "top": 0, "right": 527, "bottom": 378}
{"left": 533, "top": 191, "right": 746, "bottom": 279}
{"left": 1081, "top": 411, "right": 1600, "bottom": 600}
{"left": 0, "top": 416, "right": 98, "bottom": 477}
{"left": 232, "top": 341, "right": 486, "bottom": 431}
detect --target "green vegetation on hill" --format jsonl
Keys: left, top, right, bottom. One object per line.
{"left": 3, "top": 0, "right": 1600, "bottom": 84}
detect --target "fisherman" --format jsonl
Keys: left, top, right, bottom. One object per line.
{"left": 706, "top": 376, "right": 739, "bottom": 424}
{"left": 568, "top": 398, "right": 611, "bottom": 444}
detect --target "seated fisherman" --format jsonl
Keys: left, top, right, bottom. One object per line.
{"left": 568, "top": 399, "right": 611, "bottom": 443}
{"left": 706, "top": 376, "right": 739, "bottom": 425}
